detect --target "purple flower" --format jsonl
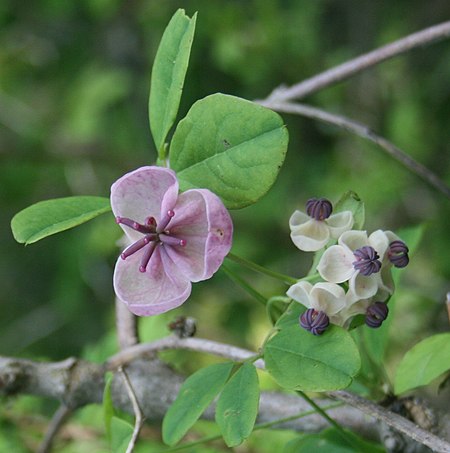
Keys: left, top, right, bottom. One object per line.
{"left": 111, "top": 166, "right": 233, "bottom": 316}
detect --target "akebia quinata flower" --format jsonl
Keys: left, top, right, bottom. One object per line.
{"left": 317, "top": 229, "right": 396, "bottom": 301}
{"left": 111, "top": 166, "right": 233, "bottom": 316}
{"left": 289, "top": 197, "right": 354, "bottom": 252}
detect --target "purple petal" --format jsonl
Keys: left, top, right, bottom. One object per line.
{"left": 113, "top": 245, "right": 191, "bottom": 315}
{"left": 164, "top": 189, "right": 233, "bottom": 282}
{"left": 111, "top": 167, "right": 179, "bottom": 240}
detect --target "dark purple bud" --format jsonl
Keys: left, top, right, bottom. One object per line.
{"left": 365, "top": 302, "right": 389, "bottom": 328}
{"left": 300, "top": 308, "right": 330, "bottom": 335}
{"left": 388, "top": 240, "right": 409, "bottom": 268}
{"left": 352, "top": 246, "right": 382, "bottom": 276}
{"left": 306, "top": 198, "right": 333, "bottom": 221}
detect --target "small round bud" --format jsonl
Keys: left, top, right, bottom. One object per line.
{"left": 300, "top": 308, "right": 330, "bottom": 335}
{"left": 365, "top": 302, "right": 389, "bottom": 328}
{"left": 306, "top": 198, "right": 333, "bottom": 221}
{"left": 388, "top": 240, "right": 409, "bottom": 268}
{"left": 353, "top": 246, "right": 382, "bottom": 276}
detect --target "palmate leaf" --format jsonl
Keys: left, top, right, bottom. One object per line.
{"left": 11, "top": 196, "right": 111, "bottom": 244}
{"left": 170, "top": 93, "right": 289, "bottom": 209}
{"left": 149, "top": 9, "right": 197, "bottom": 155}
{"left": 264, "top": 325, "right": 361, "bottom": 392}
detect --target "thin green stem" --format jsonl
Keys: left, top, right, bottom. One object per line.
{"left": 298, "top": 272, "right": 320, "bottom": 282}
{"left": 296, "top": 390, "right": 360, "bottom": 450}
{"left": 221, "top": 263, "right": 268, "bottom": 306}
{"left": 160, "top": 402, "right": 344, "bottom": 452}
{"left": 226, "top": 253, "right": 298, "bottom": 285}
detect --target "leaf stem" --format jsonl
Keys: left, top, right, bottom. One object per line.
{"left": 221, "top": 263, "right": 267, "bottom": 306}
{"left": 159, "top": 402, "right": 344, "bottom": 452}
{"left": 226, "top": 253, "right": 298, "bottom": 285}
{"left": 296, "top": 390, "right": 361, "bottom": 450}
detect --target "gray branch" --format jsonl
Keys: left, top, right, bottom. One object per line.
{"left": 265, "top": 21, "right": 450, "bottom": 102}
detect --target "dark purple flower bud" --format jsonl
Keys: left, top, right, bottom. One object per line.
{"left": 352, "top": 246, "right": 382, "bottom": 276}
{"left": 306, "top": 198, "right": 333, "bottom": 221}
{"left": 300, "top": 308, "right": 330, "bottom": 335}
{"left": 388, "top": 240, "right": 409, "bottom": 268}
{"left": 365, "top": 302, "right": 389, "bottom": 328}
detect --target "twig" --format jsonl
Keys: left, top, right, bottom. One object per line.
{"left": 107, "top": 336, "right": 450, "bottom": 453}
{"left": 259, "top": 100, "right": 450, "bottom": 199}
{"left": 115, "top": 298, "right": 139, "bottom": 350}
{"left": 332, "top": 391, "right": 450, "bottom": 453}
{"left": 119, "top": 366, "right": 145, "bottom": 453}
{"left": 37, "top": 404, "right": 73, "bottom": 453}
{"left": 264, "top": 21, "right": 450, "bottom": 102}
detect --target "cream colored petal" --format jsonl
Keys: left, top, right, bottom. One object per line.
{"left": 290, "top": 218, "right": 330, "bottom": 252}
{"left": 349, "top": 273, "right": 378, "bottom": 300}
{"left": 326, "top": 211, "right": 354, "bottom": 238}
{"left": 338, "top": 230, "right": 368, "bottom": 251}
{"left": 310, "top": 282, "right": 347, "bottom": 315}
{"left": 369, "top": 229, "right": 390, "bottom": 260}
{"left": 286, "top": 281, "right": 313, "bottom": 309}
{"left": 317, "top": 245, "right": 355, "bottom": 283}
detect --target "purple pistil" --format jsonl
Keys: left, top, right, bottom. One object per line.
{"left": 117, "top": 210, "right": 186, "bottom": 272}
{"left": 365, "top": 302, "right": 389, "bottom": 328}
{"left": 306, "top": 198, "right": 333, "bottom": 221}
{"left": 300, "top": 308, "right": 330, "bottom": 335}
{"left": 388, "top": 240, "right": 409, "bottom": 268}
{"left": 352, "top": 246, "right": 381, "bottom": 276}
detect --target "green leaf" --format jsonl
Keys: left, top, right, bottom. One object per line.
{"left": 149, "top": 9, "right": 197, "bottom": 155}
{"left": 170, "top": 93, "right": 289, "bottom": 209}
{"left": 215, "top": 362, "right": 260, "bottom": 447}
{"left": 284, "top": 428, "right": 384, "bottom": 453}
{"left": 162, "top": 362, "right": 234, "bottom": 446}
{"left": 334, "top": 191, "right": 365, "bottom": 230}
{"left": 11, "top": 196, "right": 111, "bottom": 244}
{"left": 274, "top": 300, "right": 305, "bottom": 330}
{"left": 110, "top": 416, "right": 134, "bottom": 453}
{"left": 264, "top": 325, "right": 361, "bottom": 392}
{"left": 394, "top": 332, "right": 450, "bottom": 394}
{"left": 103, "top": 372, "right": 114, "bottom": 442}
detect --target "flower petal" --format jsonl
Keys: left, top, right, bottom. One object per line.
{"left": 338, "top": 230, "right": 369, "bottom": 251}
{"left": 349, "top": 272, "right": 378, "bottom": 300}
{"left": 286, "top": 281, "right": 313, "bottom": 308}
{"left": 111, "top": 167, "right": 179, "bottom": 241}
{"left": 113, "top": 245, "right": 191, "bottom": 316}
{"left": 369, "top": 230, "right": 390, "bottom": 259}
{"left": 290, "top": 217, "right": 330, "bottom": 251}
{"left": 164, "top": 189, "right": 233, "bottom": 282}
{"left": 310, "top": 282, "right": 347, "bottom": 315}
{"left": 317, "top": 245, "right": 355, "bottom": 283}
{"left": 326, "top": 211, "right": 354, "bottom": 238}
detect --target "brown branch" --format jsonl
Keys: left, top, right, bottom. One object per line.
{"left": 37, "top": 405, "right": 73, "bottom": 453}
{"left": 264, "top": 21, "right": 450, "bottom": 102}
{"left": 258, "top": 100, "right": 450, "bottom": 199}
{"left": 115, "top": 298, "right": 139, "bottom": 350}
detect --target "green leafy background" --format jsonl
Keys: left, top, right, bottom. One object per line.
{"left": 1, "top": 1, "right": 449, "bottom": 451}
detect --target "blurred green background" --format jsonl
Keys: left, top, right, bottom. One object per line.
{"left": 1, "top": 1, "right": 449, "bottom": 451}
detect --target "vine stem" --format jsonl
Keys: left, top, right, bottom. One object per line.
{"left": 107, "top": 335, "right": 450, "bottom": 453}
{"left": 263, "top": 21, "right": 450, "bottom": 102}
{"left": 226, "top": 252, "right": 298, "bottom": 285}
{"left": 258, "top": 100, "right": 450, "bottom": 199}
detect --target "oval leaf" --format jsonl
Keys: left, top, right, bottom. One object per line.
{"left": 170, "top": 93, "right": 289, "bottom": 209}
{"left": 394, "top": 332, "right": 450, "bottom": 394}
{"left": 162, "top": 362, "right": 234, "bottom": 446}
{"left": 264, "top": 325, "right": 361, "bottom": 392}
{"left": 334, "top": 191, "right": 365, "bottom": 230}
{"left": 11, "top": 196, "right": 111, "bottom": 244}
{"left": 149, "top": 9, "right": 197, "bottom": 154}
{"left": 110, "top": 416, "right": 134, "bottom": 453}
{"left": 215, "top": 362, "right": 260, "bottom": 447}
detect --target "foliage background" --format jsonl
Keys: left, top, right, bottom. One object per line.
{"left": 1, "top": 1, "right": 449, "bottom": 451}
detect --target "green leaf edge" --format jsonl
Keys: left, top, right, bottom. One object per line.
{"left": 11, "top": 196, "right": 111, "bottom": 245}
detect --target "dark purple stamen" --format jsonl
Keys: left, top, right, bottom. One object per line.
{"left": 365, "top": 302, "right": 389, "bottom": 328}
{"left": 352, "top": 246, "right": 381, "bottom": 276}
{"left": 117, "top": 210, "right": 186, "bottom": 273}
{"left": 300, "top": 308, "right": 330, "bottom": 335}
{"left": 388, "top": 240, "right": 409, "bottom": 268}
{"left": 306, "top": 198, "right": 333, "bottom": 221}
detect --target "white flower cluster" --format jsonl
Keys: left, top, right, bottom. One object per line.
{"left": 287, "top": 198, "right": 409, "bottom": 335}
